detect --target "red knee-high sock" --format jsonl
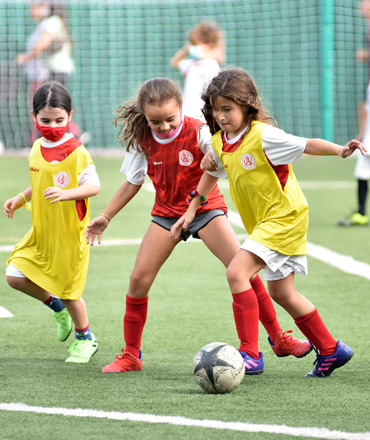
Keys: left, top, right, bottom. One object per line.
{"left": 251, "top": 275, "right": 282, "bottom": 339}
{"left": 124, "top": 295, "right": 148, "bottom": 358}
{"left": 294, "top": 308, "right": 337, "bottom": 355}
{"left": 232, "top": 288, "right": 259, "bottom": 359}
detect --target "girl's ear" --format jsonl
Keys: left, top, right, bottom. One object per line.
{"left": 68, "top": 110, "right": 74, "bottom": 122}
{"left": 31, "top": 112, "right": 37, "bottom": 123}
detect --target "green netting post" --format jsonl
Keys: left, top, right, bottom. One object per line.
{"left": 320, "top": 0, "right": 334, "bottom": 141}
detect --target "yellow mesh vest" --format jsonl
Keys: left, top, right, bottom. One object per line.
{"left": 7, "top": 140, "right": 93, "bottom": 299}
{"left": 212, "top": 121, "right": 309, "bottom": 255}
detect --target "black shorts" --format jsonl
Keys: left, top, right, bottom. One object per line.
{"left": 152, "top": 209, "right": 225, "bottom": 241}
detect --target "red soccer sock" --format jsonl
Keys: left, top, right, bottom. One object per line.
{"left": 251, "top": 275, "right": 282, "bottom": 339}
{"left": 294, "top": 308, "right": 337, "bottom": 355}
{"left": 124, "top": 295, "right": 148, "bottom": 358}
{"left": 232, "top": 288, "right": 259, "bottom": 359}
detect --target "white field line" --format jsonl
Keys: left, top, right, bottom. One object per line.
{"left": 0, "top": 403, "right": 369, "bottom": 440}
{"left": 0, "top": 306, "right": 13, "bottom": 318}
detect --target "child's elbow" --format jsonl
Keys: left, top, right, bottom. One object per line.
{"left": 91, "top": 185, "right": 100, "bottom": 197}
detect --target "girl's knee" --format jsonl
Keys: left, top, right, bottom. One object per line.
{"left": 6, "top": 276, "right": 24, "bottom": 291}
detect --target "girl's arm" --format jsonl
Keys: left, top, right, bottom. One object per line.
{"left": 43, "top": 183, "right": 100, "bottom": 203}
{"left": 86, "top": 180, "right": 141, "bottom": 246}
{"left": 16, "top": 31, "right": 54, "bottom": 64}
{"left": 304, "top": 138, "right": 366, "bottom": 158}
{"left": 169, "top": 173, "right": 219, "bottom": 239}
{"left": 170, "top": 43, "right": 190, "bottom": 69}
{"left": 3, "top": 187, "right": 32, "bottom": 219}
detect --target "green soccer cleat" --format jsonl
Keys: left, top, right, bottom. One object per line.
{"left": 338, "top": 212, "right": 369, "bottom": 227}
{"left": 51, "top": 308, "right": 72, "bottom": 342}
{"left": 65, "top": 334, "right": 99, "bottom": 363}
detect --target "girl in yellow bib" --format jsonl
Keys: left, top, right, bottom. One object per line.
{"left": 3, "top": 81, "right": 100, "bottom": 363}
{"left": 171, "top": 68, "right": 366, "bottom": 377}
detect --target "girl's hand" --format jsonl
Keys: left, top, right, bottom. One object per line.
{"left": 341, "top": 140, "right": 367, "bottom": 158}
{"left": 201, "top": 151, "right": 218, "bottom": 171}
{"left": 43, "top": 186, "right": 70, "bottom": 203}
{"left": 169, "top": 212, "right": 196, "bottom": 239}
{"left": 85, "top": 216, "right": 110, "bottom": 246}
{"left": 3, "top": 195, "right": 24, "bottom": 218}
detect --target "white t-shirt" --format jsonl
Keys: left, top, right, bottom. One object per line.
{"left": 178, "top": 58, "right": 220, "bottom": 121}
{"left": 120, "top": 124, "right": 213, "bottom": 185}
{"left": 208, "top": 125, "right": 307, "bottom": 178}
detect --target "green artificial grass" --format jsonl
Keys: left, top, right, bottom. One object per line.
{"left": 0, "top": 155, "right": 369, "bottom": 439}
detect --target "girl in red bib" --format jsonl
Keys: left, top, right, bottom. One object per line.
{"left": 86, "top": 78, "right": 312, "bottom": 374}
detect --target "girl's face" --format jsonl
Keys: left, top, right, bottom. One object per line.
{"left": 143, "top": 99, "right": 182, "bottom": 139}
{"left": 211, "top": 96, "right": 248, "bottom": 139}
{"left": 32, "top": 106, "right": 72, "bottom": 142}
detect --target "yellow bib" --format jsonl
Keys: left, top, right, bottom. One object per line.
{"left": 213, "top": 122, "right": 308, "bottom": 255}
{"left": 7, "top": 140, "right": 93, "bottom": 299}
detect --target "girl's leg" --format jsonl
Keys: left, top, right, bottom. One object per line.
{"left": 268, "top": 274, "right": 336, "bottom": 354}
{"left": 63, "top": 297, "right": 98, "bottom": 364}
{"left": 103, "top": 223, "right": 182, "bottom": 373}
{"left": 198, "top": 216, "right": 282, "bottom": 338}
{"left": 6, "top": 276, "right": 72, "bottom": 341}
{"left": 62, "top": 298, "right": 89, "bottom": 333}
{"left": 7, "top": 276, "right": 53, "bottom": 302}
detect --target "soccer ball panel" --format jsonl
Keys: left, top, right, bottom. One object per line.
{"left": 193, "top": 342, "right": 245, "bottom": 394}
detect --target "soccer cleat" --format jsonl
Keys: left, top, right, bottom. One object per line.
{"left": 338, "top": 212, "right": 369, "bottom": 227}
{"left": 102, "top": 349, "right": 142, "bottom": 373}
{"left": 51, "top": 308, "right": 72, "bottom": 342}
{"left": 305, "top": 340, "right": 353, "bottom": 378}
{"left": 239, "top": 351, "right": 264, "bottom": 375}
{"left": 268, "top": 330, "right": 313, "bottom": 358}
{"left": 65, "top": 334, "right": 99, "bottom": 363}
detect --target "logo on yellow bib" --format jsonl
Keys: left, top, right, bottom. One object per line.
{"left": 54, "top": 171, "right": 71, "bottom": 188}
{"left": 241, "top": 153, "right": 256, "bottom": 170}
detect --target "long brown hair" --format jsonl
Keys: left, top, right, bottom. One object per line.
{"left": 201, "top": 68, "right": 272, "bottom": 135}
{"left": 114, "top": 78, "right": 182, "bottom": 158}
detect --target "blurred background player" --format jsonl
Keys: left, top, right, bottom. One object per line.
{"left": 170, "top": 21, "right": 225, "bottom": 121}
{"left": 339, "top": 0, "right": 370, "bottom": 226}
{"left": 15, "top": 0, "right": 82, "bottom": 145}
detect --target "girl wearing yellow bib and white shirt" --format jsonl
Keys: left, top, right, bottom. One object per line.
{"left": 171, "top": 68, "right": 366, "bottom": 378}
{"left": 3, "top": 81, "right": 100, "bottom": 364}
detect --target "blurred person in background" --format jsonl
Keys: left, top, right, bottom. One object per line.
{"left": 339, "top": 0, "right": 370, "bottom": 226}
{"left": 15, "top": 0, "right": 84, "bottom": 145}
{"left": 170, "top": 21, "right": 225, "bottom": 122}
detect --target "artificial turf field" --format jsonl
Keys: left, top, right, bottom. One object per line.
{"left": 0, "top": 154, "right": 369, "bottom": 440}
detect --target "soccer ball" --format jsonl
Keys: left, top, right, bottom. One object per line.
{"left": 193, "top": 342, "right": 245, "bottom": 394}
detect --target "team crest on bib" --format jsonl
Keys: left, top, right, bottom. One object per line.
{"left": 241, "top": 153, "right": 256, "bottom": 170}
{"left": 54, "top": 171, "right": 70, "bottom": 188}
{"left": 179, "top": 150, "right": 193, "bottom": 166}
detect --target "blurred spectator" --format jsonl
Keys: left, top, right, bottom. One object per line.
{"left": 338, "top": 0, "right": 370, "bottom": 226}
{"left": 15, "top": 0, "right": 80, "bottom": 144}
{"left": 170, "top": 21, "right": 225, "bottom": 121}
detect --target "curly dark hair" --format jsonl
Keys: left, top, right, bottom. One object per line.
{"left": 201, "top": 68, "right": 272, "bottom": 135}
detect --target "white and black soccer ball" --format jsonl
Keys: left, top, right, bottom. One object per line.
{"left": 193, "top": 342, "right": 245, "bottom": 394}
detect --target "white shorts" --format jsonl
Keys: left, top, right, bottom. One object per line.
{"left": 240, "top": 239, "right": 308, "bottom": 281}
{"left": 6, "top": 262, "right": 26, "bottom": 278}
{"left": 354, "top": 152, "right": 370, "bottom": 180}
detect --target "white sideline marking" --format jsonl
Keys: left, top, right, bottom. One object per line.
{"left": 0, "top": 403, "right": 368, "bottom": 440}
{"left": 0, "top": 306, "right": 13, "bottom": 318}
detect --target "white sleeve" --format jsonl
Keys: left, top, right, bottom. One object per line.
{"left": 198, "top": 124, "right": 213, "bottom": 154}
{"left": 178, "top": 59, "right": 193, "bottom": 76}
{"left": 78, "top": 164, "right": 100, "bottom": 186}
{"left": 262, "top": 125, "right": 307, "bottom": 165}
{"left": 120, "top": 148, "right": 147, "bottom": 185}
{"left": 197, "top": 125, "right": 228, "bottom": 179}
